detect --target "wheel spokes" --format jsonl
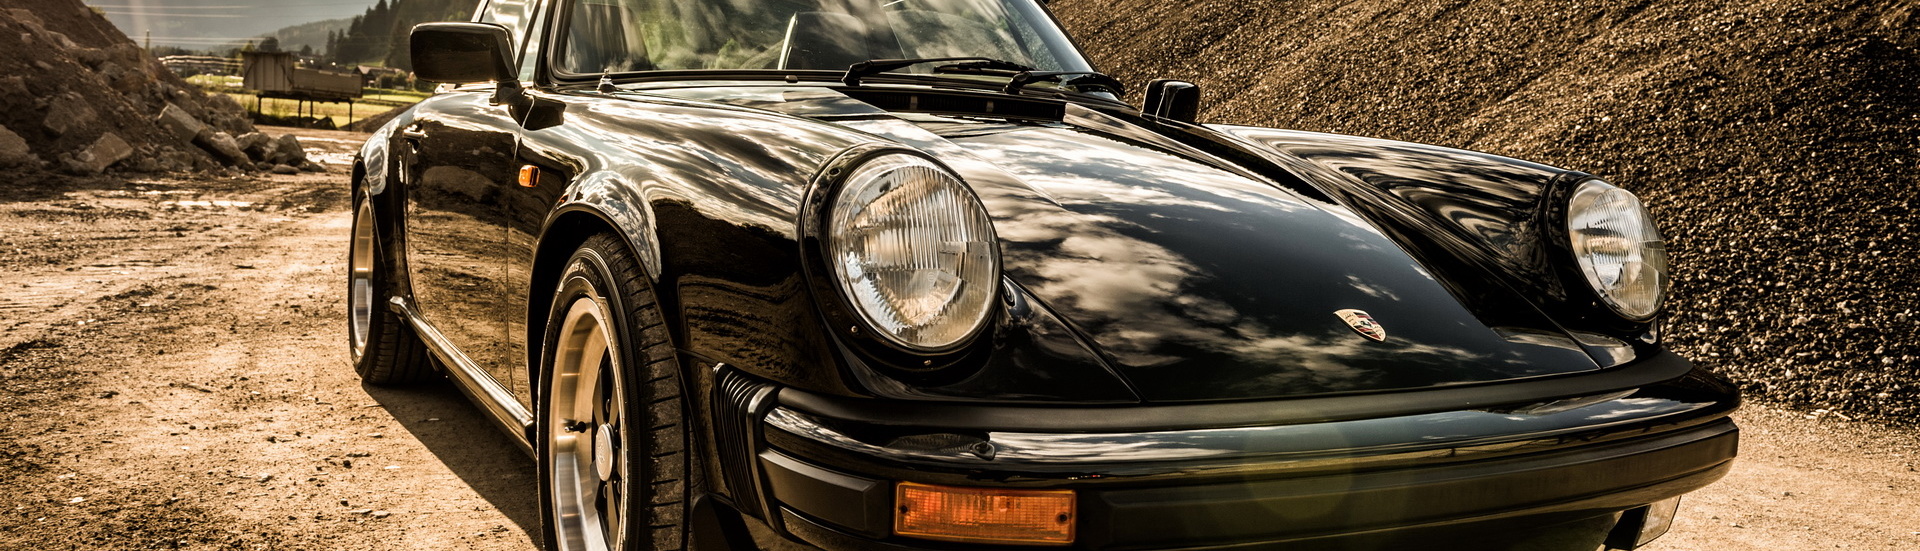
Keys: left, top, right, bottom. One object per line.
{"left": 348, "top": 201, "right": 376, "bottom": 355}
{"left": 548, "top": 296, "right": 629, "bottom": 551}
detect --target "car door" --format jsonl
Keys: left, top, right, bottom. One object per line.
{"left": 400, "top": 0, "right": 537, "bottom": 390}
{"left": 502, "top": 0, "right": 556, "bottom": 411}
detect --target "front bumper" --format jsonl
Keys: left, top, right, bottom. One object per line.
{"left": 726, "top": 354, "right": 1740, "bottom": 550}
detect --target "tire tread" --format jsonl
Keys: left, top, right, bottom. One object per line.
{"left": 352, "top": 194, "right": 436, "bottom": 386}
{"left": 579, "top": 233, "right": 688, "bottom": 551}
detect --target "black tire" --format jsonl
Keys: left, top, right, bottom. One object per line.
{"left": 347, "top": 188, "right": 435, "bottom": 385}
{"left": 538, "top": 233, "right": 690, "bottom": 551}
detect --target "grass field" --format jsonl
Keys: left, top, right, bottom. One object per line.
{"left": 188, "top": 74, "right": 428, "bottom": 128}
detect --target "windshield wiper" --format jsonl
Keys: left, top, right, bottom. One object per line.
{"left": 842, "top": 57, "right": 1035, "bottom": 86}
{"left": 1003, "top": 71, "right": 1125, "bottom": 95}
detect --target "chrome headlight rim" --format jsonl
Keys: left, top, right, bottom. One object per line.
{"left": 1564, "top": 179, "right": 1668, "bottom": 322}
{"left": 802, "top": 147, "right": 1002, "bottom": 362}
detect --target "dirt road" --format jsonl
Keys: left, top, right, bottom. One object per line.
{"left": 1, "top": 128, "right": 1915, "bottom": 550}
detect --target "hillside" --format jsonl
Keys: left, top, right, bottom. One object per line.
{"left": 268, "top": 17, "right": 351, "bottom": 54}
{"left": 330, "top": 0, "right": 473, "bottom": 68}
{"left": 1052, "top": 0, "right": 1920, "bottom": 422}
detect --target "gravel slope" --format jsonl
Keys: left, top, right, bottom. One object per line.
{"left": 1052, "top": 0, "right": 1920, "bottom": 423}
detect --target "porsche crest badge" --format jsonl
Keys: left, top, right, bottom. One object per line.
{"left": 1336, "top": 309, "right": 1387, "bottom": 342}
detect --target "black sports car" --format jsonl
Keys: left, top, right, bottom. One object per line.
{"left": 347, "top": 0, "right": 1740, "bottom": 549}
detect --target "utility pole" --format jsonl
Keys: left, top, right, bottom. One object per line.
{"left": 143, "top": 30, "right": 150, "bottom": 51}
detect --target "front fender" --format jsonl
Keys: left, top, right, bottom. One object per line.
{"left": 519, "top": 91, "right": 881, "bottom": 398}
{"left": 1202, "top": 125, "right": 1651, "bottom": 345}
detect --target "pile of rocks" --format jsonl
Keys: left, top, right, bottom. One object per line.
{"left": 0, "top": 1, "right": 313, "bottom": 177}
{"left": 155, "top": 105, "right": 314, "bottom": 174}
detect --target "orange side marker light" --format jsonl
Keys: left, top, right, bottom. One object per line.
{"left": 517, "top": 165, "right": 539, "bottom": 188}
{"left": 894, "top": 482, "right": 1075, "bottom": 546}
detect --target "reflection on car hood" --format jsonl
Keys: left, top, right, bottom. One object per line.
{"left": 649, "top": 85, "right": 1601, "bottom": 402}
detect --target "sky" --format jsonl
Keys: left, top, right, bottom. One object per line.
{"left": 85, "top": 0, "right": 383, "bottom": 49}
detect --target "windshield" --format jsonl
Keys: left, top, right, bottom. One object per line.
{"left": 556, "top": 0, "right": 1092, "bottom": 77}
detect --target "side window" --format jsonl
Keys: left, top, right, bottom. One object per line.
{"left": 518, "top": 0, "right": 549, "bottom": 81}
{"left": 480, "top": 0, "right": 546, "bottom": 81}
{"left": 478, "top": 0, "right": 530, "bottom": 47}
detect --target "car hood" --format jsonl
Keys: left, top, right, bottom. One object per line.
{"left": 642, "top": 85, "right": 1601, "bottom": 402}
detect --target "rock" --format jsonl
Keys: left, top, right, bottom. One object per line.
{"left": 73, "top": 47, "right": 109, "bottom": 68}
{"left": 0, "top": 76, "right": 27, "bottom": 99}
{"left": 270, "top": 164, "right": 299, "bottom": 175}
{"left": 155, "top": 104, "right": 208, "bottom": 144}
{"left": 371, "top": 511, "right": 390, "bottom": 519}
{"left": 236, "top": 132, "right": 271, "bottom": 161}
{"left": 300, "top": 161, "right": 325, "bottom": 172}
{"left": 43, "top": 95, "right": 99, "bottom": 137}
{"left": 60, "top": 133, "right": 132, "bottom": 174}
{"left": 0, "top": 124, "right": 31, "bottom": 167}
{"left": 128, "top": 153, "right": 161, "bottom": 173}
{"left": 158, "top": 148, "right": 196, "bottom": 173}
{"left": 267, "top": 134, "right": 306, "bottom": 165}
{"left": 42, "top": 30, "right": 78, "bottom": 50}
{"left": 6, "top": 9, "right": 43, "bottom": 31}
{"left": 194, "top": 130, "right": 250, "bottom": 168}
{"left": 100, "top": 62, "right": 145, "bottom": 94}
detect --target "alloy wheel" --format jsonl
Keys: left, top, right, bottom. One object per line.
{"left": 348, "top": 200, "right": 376, "bottom": 359}
{"left": 547, "top": 295, "right": 631, "bottom": 551}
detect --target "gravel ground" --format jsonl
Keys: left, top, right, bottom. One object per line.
{"left": 1052, "top": 0, "right": 1920, "bottom": 424}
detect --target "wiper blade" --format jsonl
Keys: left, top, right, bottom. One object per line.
{"left": 1003, "top": 70, "right": 1125, "bottom": 95}
{"left": 842, "top": 57, "right": 1035, "bottom": 86}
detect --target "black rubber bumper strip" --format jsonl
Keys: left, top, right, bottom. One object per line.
{"left": 778, "top": 350, "right": 1697, "bottom": 433}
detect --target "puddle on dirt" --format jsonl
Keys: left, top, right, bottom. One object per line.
{"left": 307, "top": 151, "right": 354, "bottom": 167}
{"left": 162, "top": 200, "right": 261, "bottom": 211}
{"left": 296, "top": 137, "right": 362, "bottom": 145}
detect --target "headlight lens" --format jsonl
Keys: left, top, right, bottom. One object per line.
{"left": 829, "top": 154, "right": 999, "bottom": 351}
{"left": 1567, "top": 180, "right": 1668, "bottom": 320}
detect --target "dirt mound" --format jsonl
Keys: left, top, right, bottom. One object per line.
{"left": 1053, "top": 0, "right": 1920, "bottom": 422}
{"left": 0, "top": 1, "right": 316, "bottom": 176}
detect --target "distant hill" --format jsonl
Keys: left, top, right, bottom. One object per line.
{"left": 1052, "top": 0, "right": 1920, "bottom": 423}
{"left": 330, "top": 0, "right": 473, "bottom": 69}
{"left": 269, "top": 17, "right": 350, "bottom": 55}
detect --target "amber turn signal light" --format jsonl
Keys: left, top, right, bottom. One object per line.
{"left": 894, "top": 482, "right": 1075, "bottom": 546}
{"left": 517, "top": 165, "right": 539, "bottom": 188}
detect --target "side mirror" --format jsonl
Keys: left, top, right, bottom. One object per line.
{"left": 1143, "top": 79, "right": 1201, "bottom": 123}
{"left": 411, "top": 22, "right": 517, "bottom": 84}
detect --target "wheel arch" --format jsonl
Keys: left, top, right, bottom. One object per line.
{"left": 524, "top": 203, "right": 668, "bottom": 385}
{"left": 352, "top": 152, "right": 415, "bottom": 303}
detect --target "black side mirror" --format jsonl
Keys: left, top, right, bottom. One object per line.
{"left": 1143, "top": 79, "right": 1201, "bottom": 123}
{"left": 411, "top": 22, "right": 517, "bottom": 84}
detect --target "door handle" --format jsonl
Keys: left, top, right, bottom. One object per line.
{"left": 400, "top": 128, "right": 429, "bottom": 140}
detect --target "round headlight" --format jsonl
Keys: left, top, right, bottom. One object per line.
{"left": 828, "top": 154, "right": 1000, "bottom": 352}
{"left": 1567, "top": 180, "right": 1668, "bottom": 320}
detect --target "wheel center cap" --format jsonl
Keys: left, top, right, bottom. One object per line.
{"left": 593, "top": 424, "right": 615, "bottom": 481}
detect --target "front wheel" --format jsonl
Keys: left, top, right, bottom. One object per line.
{"left": 539, "top": 234, "right": 689, "bottom": 551}
{"left": 347, "top": 190, "right": 434, "bottom": 385}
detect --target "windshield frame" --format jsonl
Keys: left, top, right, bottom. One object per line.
{"left": 538, "top": 0, "right": 1104, "bottom": 92}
